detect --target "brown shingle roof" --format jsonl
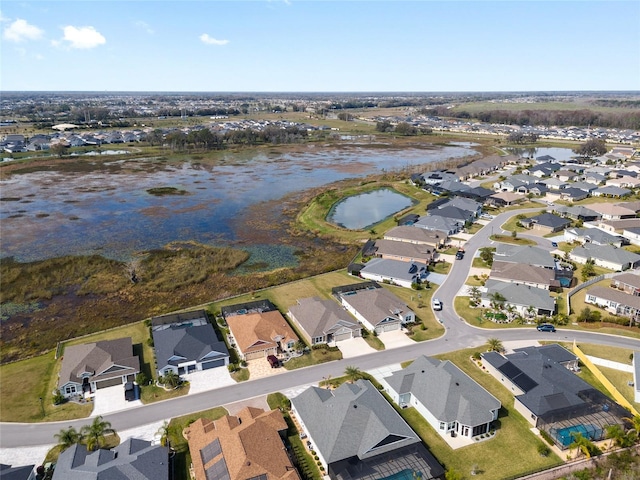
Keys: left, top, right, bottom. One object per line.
{"left": 227, "top": 311, "right": 298, "bottom": 356}
{"left": 184, "top": 407, "right": 299, "bottom": 480}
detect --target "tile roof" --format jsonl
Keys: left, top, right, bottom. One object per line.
{"left": 184, "top": 407, "right": 299, "bottom": 480}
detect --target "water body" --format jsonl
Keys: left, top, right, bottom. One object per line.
{"left": 0, "top": 144, "right": 475, "bottom": 264}
{"left": 328, "top": 188, "right": 415, "bottom": 230}
{"left": 504, "top": 146, "right": 577, "bottom": 162}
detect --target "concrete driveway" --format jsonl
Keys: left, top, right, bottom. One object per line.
{"left": 92, "top": 384, "right": 142, "bottom": 416}
{"left": 184, "top": 367, "right": 235, "bottom": 395}
{"left": 379, "top": 329, "right": 415, "bottom": 349}
{"left": 337, "top": 337, "right": 376, "bottom": 358}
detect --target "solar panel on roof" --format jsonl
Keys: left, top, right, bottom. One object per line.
{"left": 497, "top": 361, "right": 521, "bottom": 379}
{"left": 200, "top": 438, "right": 222, "bottom": 465}
{"left": 497, "top": 361, "right": 538, "bottom": 392}
{"left": 205, "top": 457, "right": 230, "bottom": 480}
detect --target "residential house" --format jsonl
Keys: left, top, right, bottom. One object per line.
{"left": 520, "top": 213, "right": 571, "bottom": 234}
{"left": 226, "top": 310, "right": 298, "bottom": 360}
{"left": 481, "top": 346, "right": 628, "bottom": 448}
{"left": 585, "top": 285, "right": 640, "bottom": 323}
{"left": 541, "top": 178, "right": 568, "bottom": 191}
{"left": 184, "top": 407, "right": 299, "bottom": 480}
{"left": 359, "top": 257, "right": 427, "bottom": 288}
{"left": 414, "top": 215, "right": 462, "bottom": 235}
{"left": 488, "top": 191, "right": 525, "bottom": 206}
{"left": 58, "top": 338, "right": 140, "bottom": 399}
{"left": 0, "top": 464, "right": 35, "bottom": 480}
{"left": 564, "top": 227, "right": 624, "bottom": 247}
{"left": 610, "top": 272, "right": 640, "bottom": 295}
{"left": 584, "top": 173, "right": 607, "bottom": 185}
{"left": 598, "top": 218, "right": 640, "bottom": 234}
{"left": 373, "top": 239, "right": 434, "bottom": 265}
{"left": 494, "top": 244, "right": 556, "bottom": 270}
{"left": 568, "top": 181, "right": 599, "bottom": 194}
{"left": 528, "top": 183, "right": 549, "bottom": 197}
{"left": 288, "top": 297, "right": 361, "bottom": 345}
{"left": 559, "top": 188, "right": 589, "bottom": 202}
{"left": 553, "top": 205, "right": 600, "bottom": 222}
{"left": 52, "top": 438, "right": 169, "bottom": 480}
{"left": 490, "top": 261, "right": 559, "bottom": 290}
{"left": 380, "top": 355, "right": 501, "bottom": 439}
{"left": 337, "top": 282, "right": 415, "bottom": 333}
{"left": 556, "top": 170, "right": 579, "bottom": 182}
{"left": 291, "top": 380, "right": 445, "bottom": 480}
{"left": 585, "top": 203, "right": 636, "bottom": 220}
{"left": 152, "top": 310, "right": 230, "bottom": 377}
{"left": 480, "top": 279, "right": 556, "bottom": 316}
{"left": 384, "top": 225, "right": 445, "bottom": 248}
{"left": 623, "top": 227, "right": 640, "bottom": 246}
{"left": 430, "top": 206, "right": 476, "bottom": 224}
{"left": 606, "top": 176, "right": 640, "bottom": 189}
{"left": 459, "top": 186, "right": 495, "bottom": 202}
{"left": 593, "top": 186, "right": 632, "bottom": 198}
{"left": 437, "top": 197, "right": 483, "bottom": 217}
{"left": 569, "top": 244, "right": 640, "bottom": 271}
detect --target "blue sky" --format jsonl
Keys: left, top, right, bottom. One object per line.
{"left": 2, "top": 1, "right": 639, "bottom": 92}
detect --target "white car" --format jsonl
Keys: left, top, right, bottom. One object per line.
{"left": 432, "top": 298, "right": 443, "bottom": 310}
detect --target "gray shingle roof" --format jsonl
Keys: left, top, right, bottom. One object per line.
{"left": 484, "top": 279, "right": 555, "bottom": 311}
{"left": 153, "top": 324, "right": 229, "bottom": 370}
{"left": 288, "top": 297, "right": 360, "bottom": 339}
{"left": 360, "top": 257, "right": 424, "bottom": 285}
{"left": 571, "top": 244, "right": 640, "bottom": 267}
{"left": 385, "top": 356, "right": 500, "bottom": 427}
{"left": 494, "top": 244, "right": 556, "bottom": 269}
{"left": 291, "top": 380, "right": 420, "bottom": 464}
{"left": 52, "top": 438, "right": 169, "bottom": 480}
{"left": 339, "top": 285, "right": 414, "bottom": 326}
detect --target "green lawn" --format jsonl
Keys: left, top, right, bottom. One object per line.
{"left": 598, "top": 366, "right": 640, "bottom": 412}
{"left": 489, "top": 234, "right": 536, "bottom": 246}
{"left": 388, "top": 284, "right": 445, "bottom": 341}
{"left": 472, "top": 257, "right": 492, "bottom": 269}
{"left": 283, "top": 348, "right": 343, "bottom": 370}
{"left": 429, "top": 261, "right": 451, "bottom": 275}
{"left": 403, "top": 348, "right": 563, "bottom": 478}
{"left": 140, "top": 382, "right": 190, "bottom": 403}
{"left": 501, "top": 212, "right": 540, "bottom": 232}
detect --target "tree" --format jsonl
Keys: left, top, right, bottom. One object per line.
{"left": 156, "top": 420, "right": 171, "bottom": 447}
{"left": 469, "top": 286, "right": 482, "bottom": 306}
{"left": 605, "top": 424, "right": 634, "bottom": 449}
{"left": 54, "top": 426, "right": 82, "bottom": 449}
{"left": 162, "top": 370, "right": 181, "bottom": 389}
{"left": 581, "top": 259, "right": 595, "bottom": 282}
{"left": 486, "top": 338, "right": 504, "bottom": 352}
{"left": 511, "top": 230, "right": 517, "bottom": 239}
{"left": 489, "top": 292, "right": 506, "bottom": 313}
{"left": 479, "top": 247, "right": 494, "bottom": 267}
{"left": 569, "top": 432, "right": 600, "bottom": 459}
{"left": 344, "top": 366, "right": 363, "bottom": 384}
{"left": 50, "top": 143, "right": 67, "bottom": 158}
{"left": 574, "top": 139, "right": 607, "bottom": 158}
{"left": 395, "top": 122, "right": 417, "bottom": 136}
{"left": 81, "top": 416, "right": 116, "bottom": 451}
{"left": 445, "top": 468, "right": 463, "bottom": 480}
{"left": 375, "top": 120, "right": 392, "bottom": 132}
{"left": 622, "top": 414, "right": 640, "bottom": 436}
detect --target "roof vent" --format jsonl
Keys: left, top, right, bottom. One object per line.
{"left": 353, "top": 404, "right": 358, "bottom": 409}
{"left": 455, "top": 382, "right": 459, "bottom": 386}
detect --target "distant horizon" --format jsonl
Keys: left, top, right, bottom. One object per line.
{"left": 2, "top": 1, "right": 638, "bottom": 92}
{"left": 2, "top": 90, "right": 639, "bottom": 95}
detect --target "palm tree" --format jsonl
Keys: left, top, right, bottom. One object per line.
{"left": 525, "top": 305, "right": 536, "bottom": 320}
{"left": 505, "top": 305, "right": 517, "bottom": 322}
{"left": 162, "top": 370, "right": 181, "bottom": 389}
{"left": 605, "top": 424, "right": 627, "bottom": 449}
{"left": 54, "top": 426, "right": 81, "bottom": 449}
{"left": 622, "top": 414, "right": 640, "bottom": 436}
{"left": 81, "top": 415, "right": 116, "bottom": 451}
{"left": 486, "top": 338, "right": 503, "bottom": 353}
{"left": 469, "top": 286, "right": 481, "bottom": 306}
{"left": 156, "top": 420, "right": 171, "bottom": 447}
{"left": 344, "top": 366, "right": 363, "bottom": 384}
{"left": 569, "top": 432, "right": 598, "bottom": 459}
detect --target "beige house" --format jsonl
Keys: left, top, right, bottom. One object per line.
{"left": 227, "top": 310, "right": 298, "bottom": 360}
{"left": 383, "top": 225, "right": 445, "bottom": 248}
{"left": 184, "top": 407, "right": 299, "bottom": 480}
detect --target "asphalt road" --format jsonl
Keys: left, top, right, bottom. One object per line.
{"left": 3, "top": 208, "right": 640, "bottom": 448}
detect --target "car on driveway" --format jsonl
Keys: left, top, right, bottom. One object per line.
{"left": 551, "top": 242, "right": 558, "bottom": 248}
{"left": 432, "top": 298, "right": 443, "bottom": 310}
{"left": 124, "top": 382, "right": 140, "bottom": 401}
{"left": 536, "top": 323, "right": 556, "bottom": 332}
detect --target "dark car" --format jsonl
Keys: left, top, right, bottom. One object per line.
{"left": 124, "top": 382, "right": 140, "bottom": 401}
{"left": 537, "top": 323, "right": 556, "bottom": 332}
{"left": 267, "top": 355, "right": 280, "bottom": 368}
{"left": 455, "top": 251, "right": 464, "bottom": 260}
{"left": 551, "top": 242, "right": 558, "bottom": 248}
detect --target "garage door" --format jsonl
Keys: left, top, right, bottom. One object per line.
{"left": 376, "top": 322, "right": 400, "bottom": 334}
{"left": 201, "top": 359, "right": 226, "bottom": 370}
{"left": 95, "top": 377, "right": 123, "bottom": 389}
{"left": 333, "top": 332, "right": 352, "bottom": 342}
{"left": 245, "top": 350, "right": 270, "bottom": 360}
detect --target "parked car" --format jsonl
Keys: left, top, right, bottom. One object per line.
{"left": 432, "top": 298, "right": 443, "bottom": 310}
{"left": 124, "top": 381, "right": 140, "bottom": 401}
{"left": 267, "top": 355, "right": 280, "bottom": 368}
{"left": 455, "top": 251, "right": 464, "bottom": 260}
{"left": 551, "top": 242, "right": 558, "bottom": 248}
{"left": 536, "top": 323, "right": 556, "bottom": 332}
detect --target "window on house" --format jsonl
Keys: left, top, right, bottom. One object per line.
{"left": 439, "top": 422, "right": 445, "bottom": 430}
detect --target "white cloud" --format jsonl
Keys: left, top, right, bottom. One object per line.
{"left": 199, "top": 33, "right": 229, "bottom": 46}
{"left": 57, "top": 25, "right": 106, "bottom": 49}
{"left": 3, "top": 18, "right": 44, "bottom": 42}
{"left": 134, "top": 20, "right": 154, "bottom": 34}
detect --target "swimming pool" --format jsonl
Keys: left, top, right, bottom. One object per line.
{"left": 550, "top": 424, "right": 603, "bottom": 447}
{"left": 381, "top": 470, "right": 421, "bottom": 480}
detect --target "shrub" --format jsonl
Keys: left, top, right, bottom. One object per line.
{"left": 146, "top": 337, "right": 154, "bottom": 347}
{"left": 540, "top": 429, "right": 555, "bottom": 446}
{"left": 135, "top": 372, "right": 148, "bottom": 386}
{"left": 52, "top": 389, "right": 66, "bottom": 405}
{"left": 472, "top": 352, "right": 481, "bottom": 361}
{"left": 537, "top": 442, "right": 550, "bottom": 457}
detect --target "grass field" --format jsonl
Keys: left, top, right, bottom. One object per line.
{"left": 450, "top": 100, "right": 630, "bottom": 114}
{"left": 489, "top": 234, "right": 536, "bottom": 246}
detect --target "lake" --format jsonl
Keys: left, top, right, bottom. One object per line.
{"left": 0, "top": 143, "right": 476, "bottom": 266}
{"left": 328, "top": 188, "right": 415, "bottom": 230}
{"left": 503, "top": 146, "right": 578, "bottom": 162}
